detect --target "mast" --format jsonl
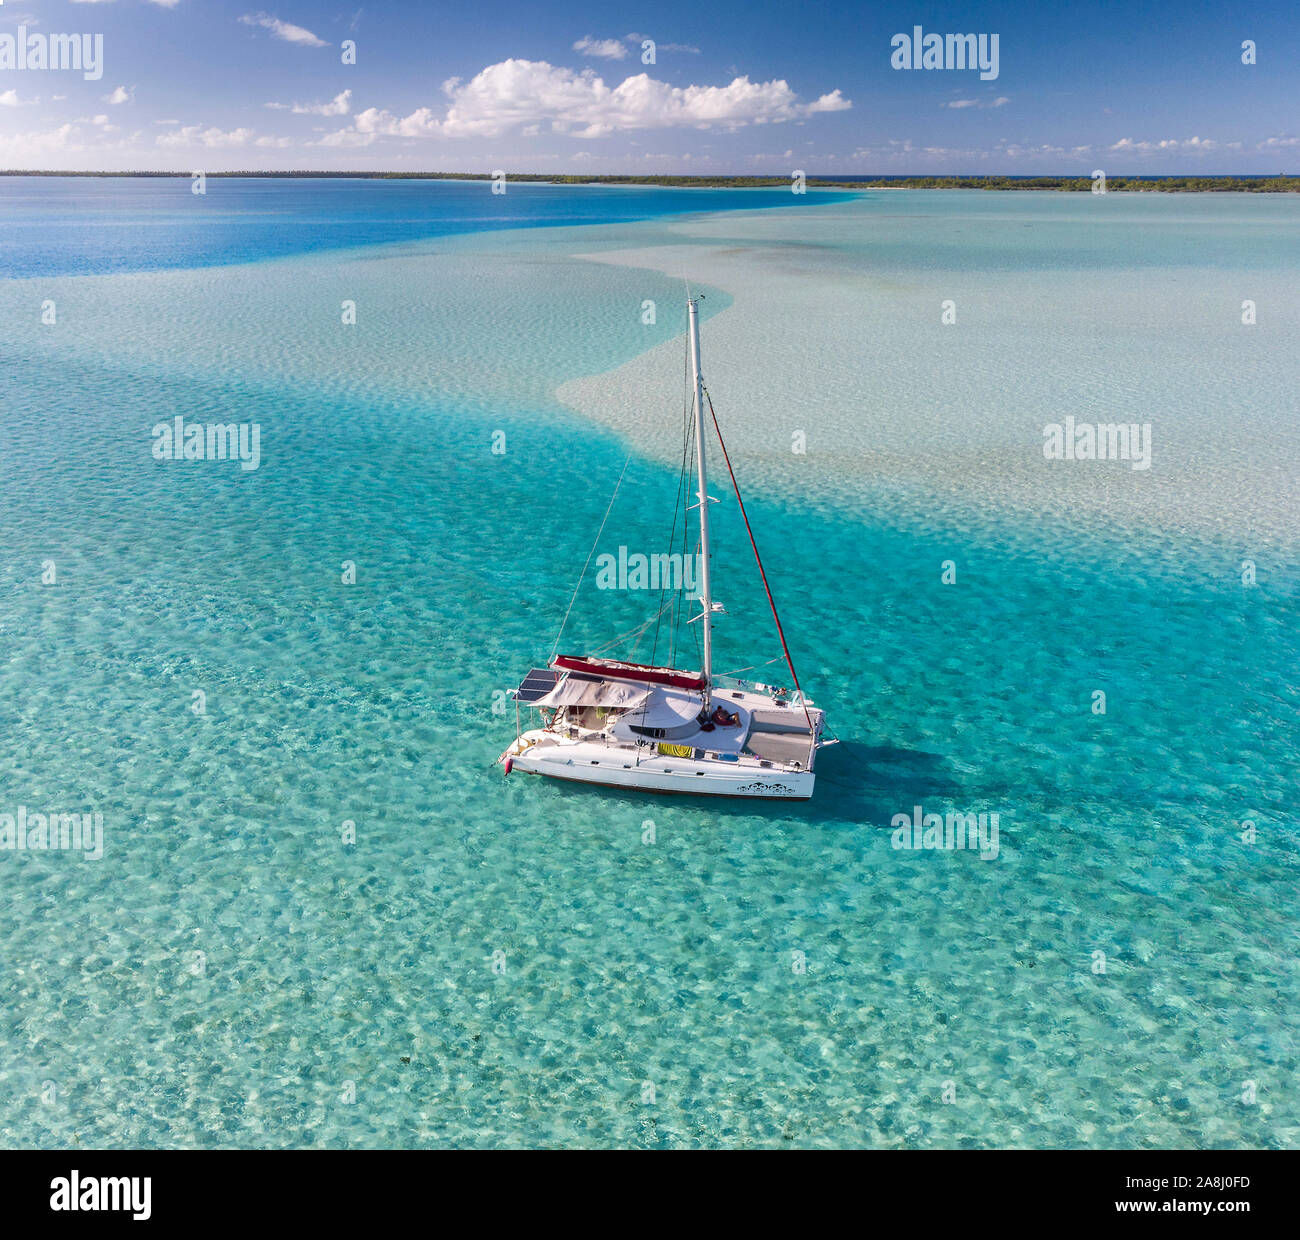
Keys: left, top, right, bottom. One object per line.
{"left": 688, "top": 296, "right": 714, "bottom": 712}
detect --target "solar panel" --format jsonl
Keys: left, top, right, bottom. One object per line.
{"left": 511, "top": 667, "right": 562, "bottom": 703}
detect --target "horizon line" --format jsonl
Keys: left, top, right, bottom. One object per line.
{"left": 0, "top": 170, "right": 1293, "bottom": 180}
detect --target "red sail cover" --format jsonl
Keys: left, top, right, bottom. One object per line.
{"left": 552, "top": 655, "right": 707, "bottom": 691}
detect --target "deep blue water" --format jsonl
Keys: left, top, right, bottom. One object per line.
{"left": 0, "top": 177, "right": 854, "bottom": 278}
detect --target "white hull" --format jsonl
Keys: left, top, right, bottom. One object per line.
{"left": 501, "top": 296, "right": 827, "bottom": 804}
{"left": 504, "top": 732, "right": 815, "bottom": 800}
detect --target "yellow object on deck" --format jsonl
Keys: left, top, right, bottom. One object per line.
{"left": 657, "top": 743, "right": 693, "bottom": 759}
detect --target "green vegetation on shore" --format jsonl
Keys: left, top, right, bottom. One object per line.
{"left": 1, "top": 171, "right": 1296, "bottom": 191}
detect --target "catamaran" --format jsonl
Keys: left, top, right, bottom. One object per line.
{"left": 498, "top": 296, "right": 831, "bottom": 799}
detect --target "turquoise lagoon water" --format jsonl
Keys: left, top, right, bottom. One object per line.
{"left": 0, "top": 183, "right": 1296, "bottom": 1148}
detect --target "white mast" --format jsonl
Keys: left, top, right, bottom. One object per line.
{"left": 688, "top": 296, "right": 715, "bottom": 712}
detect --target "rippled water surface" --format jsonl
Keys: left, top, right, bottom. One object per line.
{"left": 0, "top": 182, "right": 1296, "bottom": 1148}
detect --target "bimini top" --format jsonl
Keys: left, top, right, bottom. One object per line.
{"left": 534, "top": 677, "right": 650, "bottom": 711}
{"left": 617, "top": 688, "right": 704, "bottom": 730}
{"left": 552, "top": 654, "right": 706, "bottom": 691}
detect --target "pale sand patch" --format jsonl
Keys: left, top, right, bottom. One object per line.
{"left": 557, "top": 203, "right": 1300, "bottom": 561}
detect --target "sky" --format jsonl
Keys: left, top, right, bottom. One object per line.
{"left": 0, "top": 0, "right": 1296, "bottom": 173}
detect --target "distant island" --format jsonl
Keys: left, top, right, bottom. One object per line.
{"left": 1, "top": 172, "right": 1296, "bottom": 192}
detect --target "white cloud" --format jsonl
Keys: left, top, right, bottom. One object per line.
{"left": 104, "top": 85, "right": 134, "bottom": 105}
{"left": 328, "top": 59, "right": 850, "bottom": 142}
{"left": 0, "top": 90, "right": 23, "bottom": 107}
{"left": 352, "top": 105, "right": 440, "bottom": 137}
{"left": 0, "top": 124, "right": 77, "bottom": 159}
{"left": 317, "top": 128, "right": 376, "bottom": 148}
{"left": 0, "top": 118, "right": 155, "bottom": 167}
{"left": 626, "top": 33, "right": 700, "bottom": 54}
{"left": 574, "top": 37, "right": 627, "bottom": 61}
{"left": 158, "top": 125, "right": 259, "bottom": 148}
{"left": 68, "top": 113, "right": 119, "bottom": 132}
{"left": 273, "top": 89, "right": 352, "bottom": 116}
{"left": 238, "top": 12, "right": 327, "bottom": 48}
{"left": 944, "top": 96, "right": 1009, "bottom": 110}
{"left": 146, "top": 1, "right": 182, "bottom": 8}
{"left": 1109, "top": 135, "right": 1237, "bottom": 153}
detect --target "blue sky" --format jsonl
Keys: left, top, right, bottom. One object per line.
{"left": 1, "top": 0, "right": 1296, "bottom": 172}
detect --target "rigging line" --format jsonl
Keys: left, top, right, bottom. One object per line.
{"left": 593, "top": 596, "right": 678, "bottom": 655}
{"left": 656, "top": 320, "right": 689, "bottom": 661}
{"left": 549, "top": 451, "right": 634, "bottom": 663}
{"left": 717, "top": 654, "right": 787, "bottom": 678}
{"left": 652, "top": 325, "right": 695, "bottom": 668}
{"left": 704, "top": 387, "right": 815, "bottom": 734}
{"left": 596, "top": 595, "right": 675, "bottom": 650}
